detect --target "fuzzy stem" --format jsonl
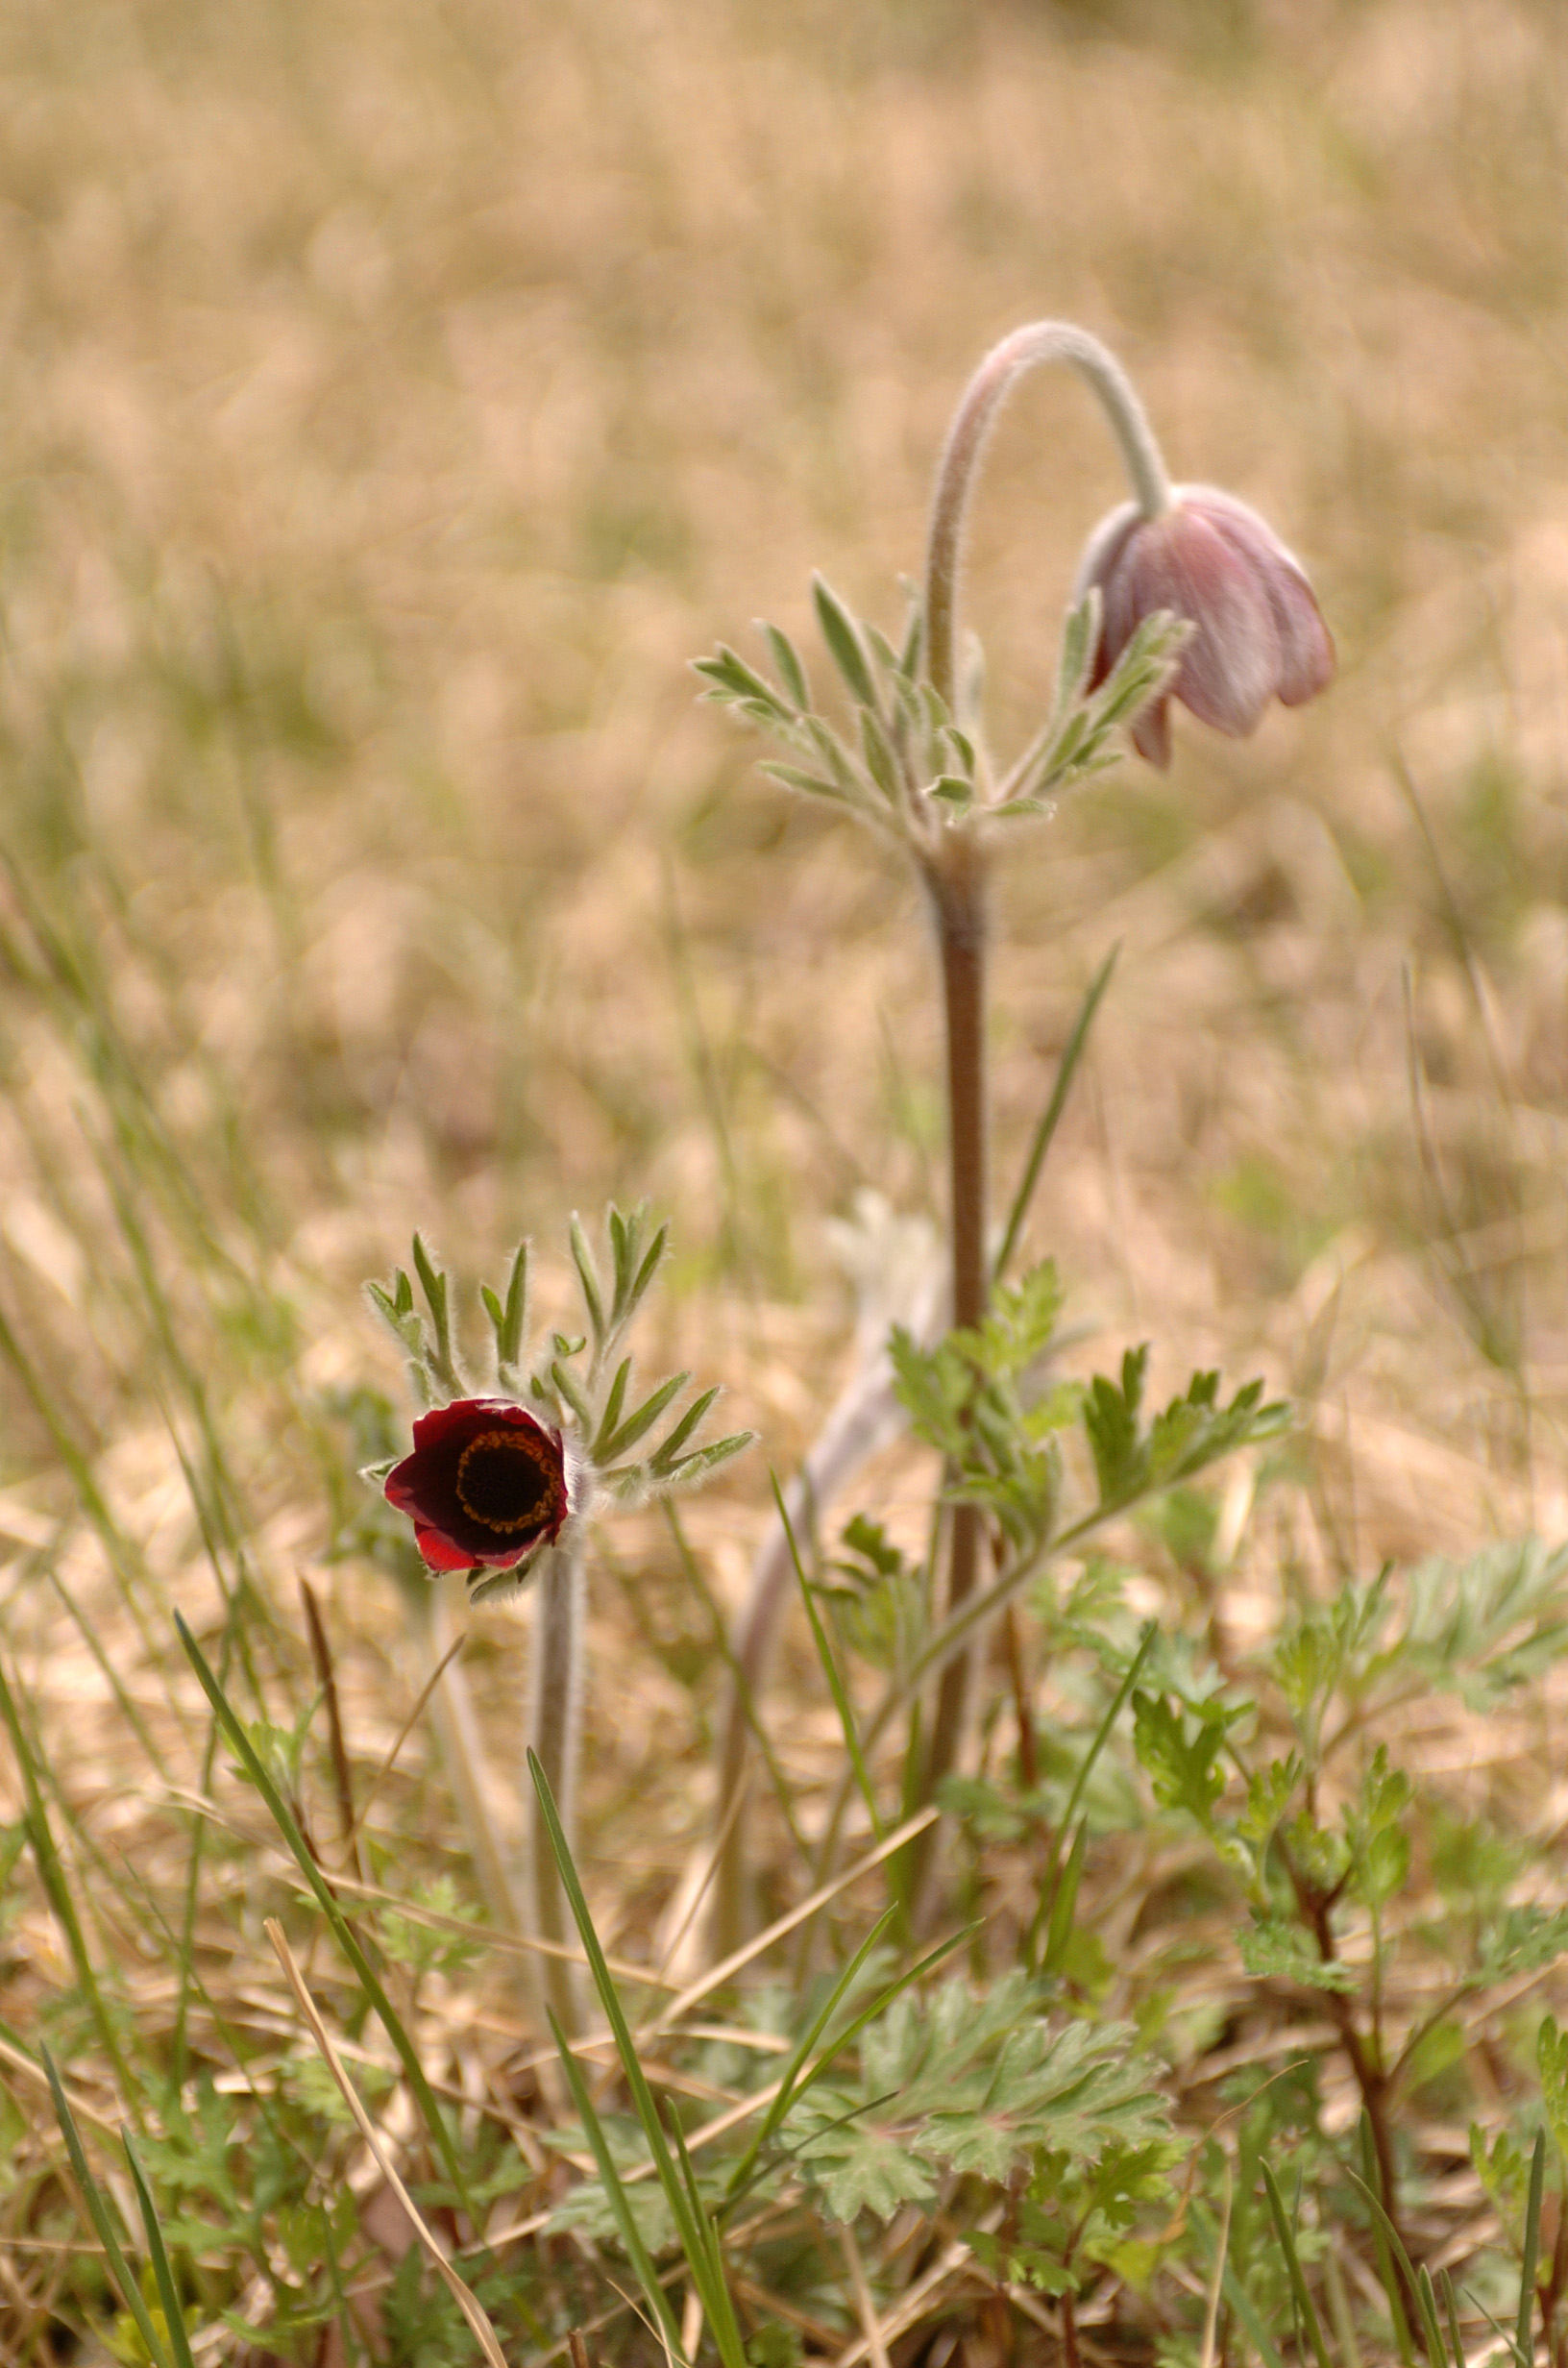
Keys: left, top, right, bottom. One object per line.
{"left": 424, "top": 1581, "right": 529, "bottom": 1940}
{"left": 923, "top": 321, "right": 1171, "bottom": 713}
{"left": 912, "top": 832, "right": 990, "bottom": 1857}
{"left": 529, "top": 1539, "right": 585, "bottom": 2035}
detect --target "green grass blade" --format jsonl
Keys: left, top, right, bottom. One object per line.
{"left": 1223, "top": 2263, "right": 1286, "bottom": 2368}
{"left": 1518, "top": 2128, "right": 1546, "bottom": 2366}
{"left": 528, "top": 1751, "right": 725, "bottom": 2306}
{"left": 174, "top": 1611, "right": 468, "bottom": 2207}
{"left": 546, "top": 2008, "right": 687, "bottom": 2364}
{"left": 772, "top": 1471, "right": 883, "bottom": 1841}
{"left": 123, "top": 2130, "right": 198, "bottom": 2368}
{"left": 1360, "top": 2113, "right": 1414, "bottom": 2368}
{"left": 1347, "top": 2169, "right": 1436, "bottom": 2363}
{"left": 1041, "top": 1818, "right": 1089, "bottom": 1976}
{"left": 1415, "top": 2267, "right": 1448, "bottom": 2368}
{"left": 668, "top": 2112, "right": 747, "bottom": 2368}
{"left": 723, "top": 1907, "right": 895, "bottom": 2203}
{"left": 754, "top": 1922, "right": 973, "bottom": 2164}
{"left": 661, "top": 1502, "right": 811, "bottom": 1867}
{"left": 42, "top": 2049, "right": 172, "bottom": 2368}
{"left": 0, "top": 1654, "right": 135, "bottom": 2102}
{"left": 1438, "top": 2270, "right": 1466, "bottom": 2368}
{"left": 1262, "top": 2161, "right": 1334, "bottom": 2368}
{"left": 1026, "top": 1620, "right": 1155, "bottom": 1965}
{"left": 994, "top": 945, "right": 1119, "bottom": 1286}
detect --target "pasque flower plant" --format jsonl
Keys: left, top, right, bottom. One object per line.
{"left": 367, "top": 1211, "right": 751, "bottom": 2027}
{"left": 698, "top": 318, "right": 1333, "bottom": 1912}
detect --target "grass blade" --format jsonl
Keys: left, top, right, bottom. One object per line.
{"left": 723, "top": 1908, "right": 895, "bottom": 2203}
{"left": 123, "top": 2131, "right": 198, "bottom": 2368}
{"left": 174, "top": 1611, "right": 469, "bottom": 2207}
{"left": 1518, "top": 2128, "right": 1546, "bottom": 2367}
{"left": 772, "top": 1471, "right": 883, "bottom": 1841}
{"left": 529, "top": 1748, "right": 744, "bottom": 2353}
{"left": 0, "top": 1653, "right": 134, "bottom": 2101}
{"left": 993, "top": 945, "right": 1119, "bottom": 1286}
{"left": 42, "top": 2049, "right": 172, "bottom": 2368}
{"left": 1026, "top": 1620, "right": 1154, "bottom": 1966}
{"left": 1347, "top": 2168, "right": 1438, "bottom": 2364}
{"left": 1360, "top": 2113, "right": 1414, "bottom": 2368}
{"left": 1262, "top": 2160, "right": 1334, "bottom": 2368}
{"left": 1438, "top": 2270, "right": 1466, "bottom": 2368}
{"left": 1041, "top": 1818, "right": 1088, "bottom": 1976}
{"left": 549, "top": 2007, "right": 687, "bottom": 2363}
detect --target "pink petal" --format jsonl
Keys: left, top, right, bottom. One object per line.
{"left": 1186, "top": 489, "right": 1335, "bottom": 709}
{"left": 1134, "top": 511, "right": 1280, "bottom": 737}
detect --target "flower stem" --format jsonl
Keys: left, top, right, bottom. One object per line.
{"left": 908, "top": 325, "right": 1169, "bottom": 1871}
{"left": 529, "top": 1539, "right": 585, "bottom": 2034}
{"left": 914, "top": 830, "right": 990, "bottom": 1838}
{"left": 923, "top": 321, "right": 1171, "bottom": 713}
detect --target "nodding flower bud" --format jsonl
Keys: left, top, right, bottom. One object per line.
{"left": 1075, "top": 486, "right": 1335, "bottom": 768}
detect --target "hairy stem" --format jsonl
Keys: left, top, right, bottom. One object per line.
{"left": 911, "top": 833, "right": 990, "bottom": 1863}
{"left": 421, "top": 1579, "right": 528, "bottom": 1939}
{"left": 923, "top": 321, "right": 1170, "bottom": 713}
{"left": 529, "top": 1539, "right": 585, "bottom": 2034}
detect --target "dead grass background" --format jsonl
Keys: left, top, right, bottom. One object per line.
{"left": 5, "top": 0, "right": 1568, "bottom": 2341}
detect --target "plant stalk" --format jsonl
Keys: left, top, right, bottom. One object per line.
{"left": 923, "top": 320, "right": 1170, "bottom": 713}
{"left": 530, "top": 1539, "right": 586, "bottom": 2034}
{"left": 915, "top": 832, "right": 992, "bottom": 1842}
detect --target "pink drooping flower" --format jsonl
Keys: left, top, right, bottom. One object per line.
{"left": 384, "top": 1396, "right": 570, "bottom": 1574}
{"left": 1075, "top": 486, "right": 1335, "bottom": 768}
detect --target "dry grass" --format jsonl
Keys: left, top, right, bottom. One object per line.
{"left": 5, "top": 0, "right": 1568, "bottom": 2355}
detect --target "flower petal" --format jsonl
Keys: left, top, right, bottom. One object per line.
{"left": 1139, "top": 510, "right": 1280, "bottom": 737}
{"left": 414, "top": 1523, "right": 479, "bottom": 1573}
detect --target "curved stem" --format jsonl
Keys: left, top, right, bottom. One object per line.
{"left": 923, "top": 322, "right": 1171, "bottom": 712}
{"left": 529, "top": 1538, "right": 585, "bottom": 2034}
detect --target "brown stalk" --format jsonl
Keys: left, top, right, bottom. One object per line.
{"left": 1277, "top": 1836, "right": 1418, "bottom": 2304}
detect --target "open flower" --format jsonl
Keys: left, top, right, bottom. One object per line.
{"left": 1075, "top": 486, "right": 1335, "bottom": 767}
{"left": 384, "top": 1396, "right": 571, "bottom": 1574}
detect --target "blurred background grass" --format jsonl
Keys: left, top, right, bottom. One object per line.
{"left": 2, "top": 0, "right": 1568, "bottom": 1976}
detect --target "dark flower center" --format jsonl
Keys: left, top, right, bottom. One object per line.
{"left": 454, "top": 1429, "right": 561, "bottom": 1534}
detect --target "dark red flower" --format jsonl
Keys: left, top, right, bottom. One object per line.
{"left": 384, "top": 1397, "right": 570, "bottom": 1574}
{"left": 1076, "top": 486, "right": 1335, "bottom": 768}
